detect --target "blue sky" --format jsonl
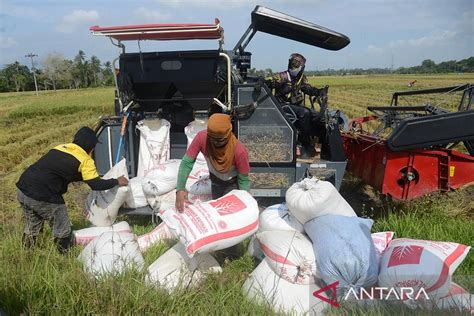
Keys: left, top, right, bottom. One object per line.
{"left": 1, "top": 0, "right": 472, "bottom": 71}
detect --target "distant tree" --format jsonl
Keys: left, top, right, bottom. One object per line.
{"left": 421, "top": 59, "right": 436, "bottom": 73}
{"left": 1, "top": 62, "right": 32, "bottom": 92}
{"left": 43, "top": 52, "right": 66, "bottom": 91}
{"left": 102, "top": 61, "right": 114, "bottom": 86}
{"left": 73, "top": 50, "right": 87, "bottom": 88}
{"left": 89, "top": 55, "right": 102, "bottom": 86}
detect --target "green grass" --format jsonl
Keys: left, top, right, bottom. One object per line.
{"left": 0, "top": 75, "right": 472, "bottom": 315}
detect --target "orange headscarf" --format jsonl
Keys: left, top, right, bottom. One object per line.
{"left": 206, "top": 113, "right": 237, "bottom": 173}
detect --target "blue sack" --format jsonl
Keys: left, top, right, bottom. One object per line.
{"left": 304, "top": 214, "right": 378, "bottom": 297}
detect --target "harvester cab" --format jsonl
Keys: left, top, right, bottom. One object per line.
{"left": 89, "top": 5, "right": 351, "bottom": 215}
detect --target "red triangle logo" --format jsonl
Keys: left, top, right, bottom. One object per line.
{"left": 313, "top": 280, "right": 340, "bottom": 308}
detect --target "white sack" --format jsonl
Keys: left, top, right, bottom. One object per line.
{"left": 242, "top": 259, "right": 329, "bottom": 315}
{"left": 123, "top": 177, "right": 148, "bottom": 209}
{"left": 286, "top": 178, "right": 356, "bottom": 224}
{"left": 371, "top": 231, "right": 395, "bottom": 268}
{"left": 257, "top": 230, "right": 317, "bottom": 285}
{"left": 78, "top": 231, "right": 144, "bottom": 278}
{"left": 378, "top": 238, "right": 470, "bottom": 297}
{"left": 136, "top": 119, "right": 170, "bottom": 178}
{"left": 85, "top": 159, "right": 129, "bottom": 226}
{"left": 159, "top": 190, "right": 259, "bottom": 256}
{"left": 435, "top": 283, "right": 473, "bottom": 313}
{"left": 137, "top": 222, "right": 177, "bottom": 252}
{"left": 73, "top": 221, "right": 131, "bottom": 246}
{"left": 188, "top": 174, "right": 212, "bottom": 203}
{"left": 146, "top": 242, "right": 221, "bottom": 293}
{"left": 185, "top": 119, "right": 208, "bottom": 165}
{"left": 185, "top": 162, "right": 209, "bottom": 190}
{"left": 259, "top": 203, "right": 304, "bottom": 233}
{"left": 142, "top": 159, "right": 181, "bottom": 197}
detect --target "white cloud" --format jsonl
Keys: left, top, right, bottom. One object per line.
{"left": 56, "top": 10, "right": 99, "bottom": 33}
{"left": 389, "top": 31, "right": 457, "bottom": 48}
{"left": 368, "top": 30, "right": 459, "bottom": 55}
{"left": 134, "top": 7, "right": 170, "bottom": 22}
{"left": 0, "top": 36, "right": 18, "bottom": 48}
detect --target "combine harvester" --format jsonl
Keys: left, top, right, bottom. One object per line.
{"left": 342, "top": 84, "right": 474, "bottom": 200}
{"left": 89, "top": 6, "right": 351, "bottom": 216}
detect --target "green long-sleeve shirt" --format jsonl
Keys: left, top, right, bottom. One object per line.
{"left": 176, "top": 155, "right": 250, "bottom": 191}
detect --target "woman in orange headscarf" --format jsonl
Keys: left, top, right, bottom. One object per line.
{"left": 175, "top": 113, "right": 250, "bottom": 212}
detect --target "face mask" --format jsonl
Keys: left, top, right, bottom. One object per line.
{"left": 289, "top": 66, "right": 302, "bottom": 77}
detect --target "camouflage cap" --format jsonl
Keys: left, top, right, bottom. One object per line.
{"left": 288, "top": 53, "right": 307, "bottom": 69}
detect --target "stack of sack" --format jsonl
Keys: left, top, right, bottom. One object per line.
{"left": 78, "top": 182, "right": 258, "bottom": 292}
{"left": 244, "top": 177, "right": 472, "bottom": 314}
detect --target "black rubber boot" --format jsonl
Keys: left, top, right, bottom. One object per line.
{"left": 54, "top": 235, "right": 72, "bottom": 254}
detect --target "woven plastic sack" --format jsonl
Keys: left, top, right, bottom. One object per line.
{"left": 259, "top": 203, "right": 304, "bottom": 233}
{"left": 146, "top": 242, "right": 221, "bottom": 293}
{"left": 159, "top": 190, "right": 259, "bottom": 256}
{"left": 242, "top": 259, "right": 329, "bottom": 315}
{"left": 286, "top": 178, "right": 356, "bottom": 224}
{"left": 84, "top": 159, "right": 129, "bottom": 226}
{"left": 78, "top": 231, "right": 144, "bottom": 278}
{"left": 257, "top": 230, "right": 317, "bottom": 285}
{"left": 371, "top": 231, "right": 395, "bottom": 268}
{"left": 188, "top": 175, "right": 212, "bottom": 203}
{"left": 136, "top": 119, "right": 170, "bottom": 178}
{"left": 137, "top": 222, "right": 177, "bottom": 252}
{"left": 73, "top": 221, "right": 131, "bottom": 246}
{"left": 123, "top": 177, "right": 148, "bottom": 209}
{"left": 142, "top": 159, "right": 181, "bottom": 197}
{"left": 304, "top": 214, "right": 378, "bottom": 296}
{"left": 378, "top": 238, "right": 470, "bottom": 297}
{"left": 185, "top": 119, "right": 208, "bottom": 165}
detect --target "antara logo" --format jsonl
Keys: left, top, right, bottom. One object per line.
{"left": 312, "top": 281, "right": 431, "bottom": 308}
{"left": 343, "top": 287, "right": 430, "bottom": 301}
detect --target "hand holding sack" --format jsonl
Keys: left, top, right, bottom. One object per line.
{"left": 84, "top": 159, "right": 129, "bottom": 226}
{"left": 159, "top": 190, "right": 259, "bottom": 256}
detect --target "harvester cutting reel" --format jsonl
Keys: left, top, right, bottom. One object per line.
{"left": 348, "top": 84, "right": 474, "bottom": 155}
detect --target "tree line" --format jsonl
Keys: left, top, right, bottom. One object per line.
{"left": 247, "top": 57, "right": 474, "bottom": 77}
{"left": 0, "top": 50, "right": 114, "bottom": 93}
{"left": 1, "top": 54, "right": 473, "bottom": 93}
{"left": 306, "top": 57, "right": 474, "bottom": 77}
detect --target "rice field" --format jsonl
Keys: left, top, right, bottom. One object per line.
{"left": 0, "top": 74, "right": 472, "bottom": 314}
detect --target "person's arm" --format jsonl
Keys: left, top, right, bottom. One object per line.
{"left": 234, "top": 143, "right": 251, "bottom": 191}
{"left": 85, "top": 178, "right": 119, "bottom": 190}
{"left": 237, "top": 173, "right": 250, "bottom": 191}
{"left": 81, "top": 157, "right": 128, "bottom": 190}
{"left": 176, "top": 132, "right": 204, "bottom": 212}
{"left": 301, "top": 83, "right": 322, "bottom": 97}
{"left": 176, "top": 155, "right": 196, "bottom": 191}
{"left": 265, "top": 73, "right": 282, "bottom": 90}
